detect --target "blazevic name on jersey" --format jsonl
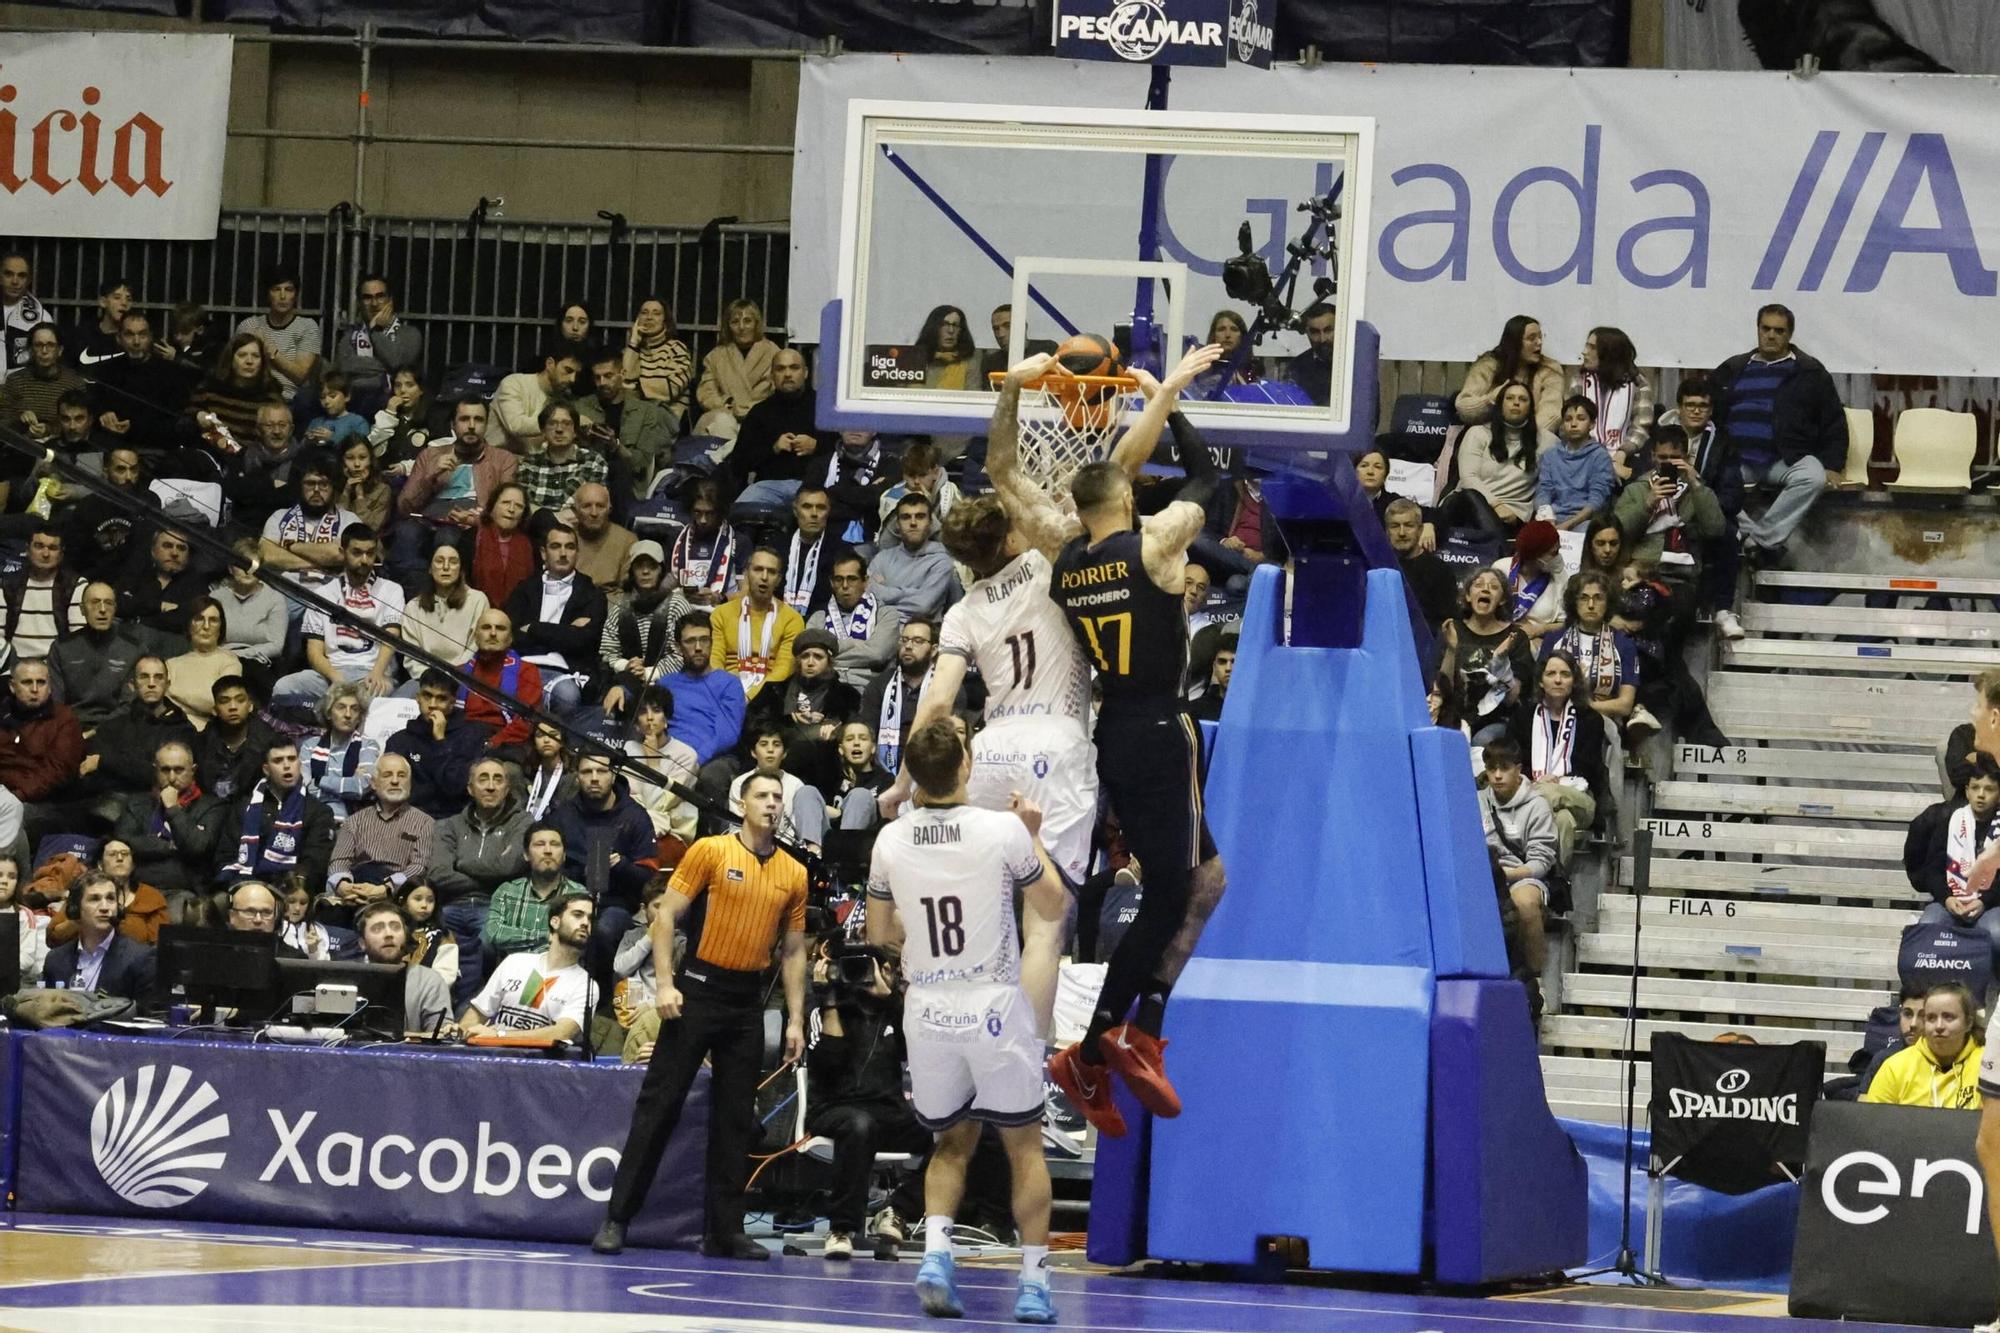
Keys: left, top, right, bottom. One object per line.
{"left": 1051, "top": 530, "right": 1189, "bottom": 709}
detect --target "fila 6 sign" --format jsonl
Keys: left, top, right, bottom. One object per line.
{"left": 0, "top": 32, "right": 232, "bottom": 240}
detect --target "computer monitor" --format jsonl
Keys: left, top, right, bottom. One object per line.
{"left": 0, "top": 911, "right": 19, "bottom": 996}
{"left": 153, "top": 925, "right": 280, "bottom": 1024}
{"left": 273, "top": 958, "right": 406, "bottom": 1037}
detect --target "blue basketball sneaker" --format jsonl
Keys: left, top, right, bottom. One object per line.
{"left": 1014, "top": 1279, "right": 1057, "bottom": 1324}
{"left": 915, "top": 1251, "right": 964, "bottom": 1318}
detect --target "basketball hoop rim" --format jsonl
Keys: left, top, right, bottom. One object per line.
{"left": 987, "top": 371, "right": 1141, "bottom": 394}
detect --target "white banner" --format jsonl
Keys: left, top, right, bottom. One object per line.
{"left": 0, "top": 32, "right": 233, "bottom": 240}
{"left": 795, "top": 55, "right": 2000, "bottom": 376}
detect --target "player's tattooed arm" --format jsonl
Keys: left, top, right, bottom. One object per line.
{"left": 1109, "top": 342, "right": 1224, "bottom": 479}
{"left": 1139, "top": 501, "right": 1207, "bottom": 594}
{"left": 989, "top": 354, "right": 1080, "bottom": 556}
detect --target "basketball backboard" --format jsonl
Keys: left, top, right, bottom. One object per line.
{"left": 820, "top": 100, "right": 1373, "bottom": 454}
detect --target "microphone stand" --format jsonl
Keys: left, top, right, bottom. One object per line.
{"left": 1569, "top": 825, "right": 1666, "bottom": 1287}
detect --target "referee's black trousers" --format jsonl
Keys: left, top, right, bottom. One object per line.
{"left": 606, "top": 970, "right": 766, "bottom": 1237}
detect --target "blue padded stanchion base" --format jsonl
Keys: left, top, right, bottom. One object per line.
{"left": 1083, "top": 1080, "right": 1153, "bottom": 1267}
{"left": 1428, "top": 979, "right": 1589, "bottom": 1285}
{"left": 1409, "top": 729, "right": 1511, "bottom": 982}
{"left": 1145, "top": 566, "right": 1437, "bottom": 1273}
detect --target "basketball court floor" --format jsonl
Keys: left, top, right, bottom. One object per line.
{"left": 0, "top": 1212, "right": 1915, "bottom": 1331}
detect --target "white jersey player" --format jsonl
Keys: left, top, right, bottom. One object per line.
{"left": 878, "top": 344, "right": 1223, "bottom": 1030}
{"left": 867, "top": 717, "right": 1066, "bottom": 1325}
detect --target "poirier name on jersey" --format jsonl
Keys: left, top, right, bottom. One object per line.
{"left": 869, "top": 805, "right": 1044, "bottom": 988}
{"left": 941, "top": 549, "right": 1090, "bottom": 733}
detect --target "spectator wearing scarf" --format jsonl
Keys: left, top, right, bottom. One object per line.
{"left": 669, "top": 481, "right": 736, "bottom": 605}
{"left": 600, "top": 540, "right": 690, "bottom": 699}
{"left": 1907, "top": 755, "right": 2000, "bottom": 955}
{"left": 709, "top": 547, "right": 803, "bottom": 701}
{"left": 300, "top": 681, "right": 381, "bottom": 821}
{"left": 809, "top": 552, "right": 902, "bottom": 689}
{"left": 219, "top": 739, "right": 336, "bottom": 892}
{"left": 1504, "top": 648, "right": 1607, "bottom": 869}
{"left": 459, "top": 609, "right": 545, "bottom": 749}
{"left": 806, "top": 430, "right": 893, "bottom": 545}
{"left": 860, "top": 620, "right": 948, "bottom": 775}
{"left": 1492, "top": 520, "right": 1565, "bottom": 641}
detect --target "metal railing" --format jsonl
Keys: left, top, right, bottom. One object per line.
{"left": 15, "top": 208, "right": 790, "bottom": 377}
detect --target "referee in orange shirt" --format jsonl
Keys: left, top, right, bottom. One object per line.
{"left": 594, "top": 772, "right": 810, "bottom": 1258}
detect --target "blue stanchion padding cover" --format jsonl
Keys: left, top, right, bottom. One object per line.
{"left": 1409, "top": 729, "right": 1511, "bottom": 981}
{"left": 1428, "top": 979, "right": 1588, "bottom": 1284}
{"left": 1082, "top": 1079, "right": 1153, "bottom": 1268}
{"left": 1566, "top": 1117, "right": 1798, "bottom": 1289}
{"left": 1147, "top": 565, "right": 1433, "bottom": 1272}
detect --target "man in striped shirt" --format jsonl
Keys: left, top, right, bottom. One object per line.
{"left": 595, "top": 771, "right": 809, "bottom": 1259}
{"left": 1709, "top": 304, "right": 1847, "bottom": 559}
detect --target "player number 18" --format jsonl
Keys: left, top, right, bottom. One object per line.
{"left": 920, "top": 895, "right": 966, "bottom": 957}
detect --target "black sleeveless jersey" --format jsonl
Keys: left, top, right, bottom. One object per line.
{"left": 1051, "top": 530, "right": 1188, "bottom": 712}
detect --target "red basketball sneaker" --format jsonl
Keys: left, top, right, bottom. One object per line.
{"left": 1046, "top": 1043, "right": 1126, "bottom": 1138}
{"left": 1097, "top": 1025, "right": 1182, "bottom": 1119}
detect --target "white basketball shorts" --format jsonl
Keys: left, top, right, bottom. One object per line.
{"left": 967, "top": 718, "right": 1098, "bottom": 887}
{"left": 905, "top": 981, "right": 1046, "bottom": 1131}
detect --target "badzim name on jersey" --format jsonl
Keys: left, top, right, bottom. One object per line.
{"left": 912, "top": 824, "right": 964, "bottom": 847}
{"left": 1059, "top": 561, "right": 1129, "bottom": 589}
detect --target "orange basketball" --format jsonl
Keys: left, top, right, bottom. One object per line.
{"left": 1054, "top": 332, "right": 1120, "bottom": 380}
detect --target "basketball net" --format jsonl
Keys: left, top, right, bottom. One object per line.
{"left": 993, "top": 371, "right": 1143, "bottom": 497}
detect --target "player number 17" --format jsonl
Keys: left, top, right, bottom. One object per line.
{"left": 1076, "top": 612, "right": 1132, "bottom": 676}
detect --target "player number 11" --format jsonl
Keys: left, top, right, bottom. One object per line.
{"left": 1077, "top": 611, "right": 1132, "bottom": 676}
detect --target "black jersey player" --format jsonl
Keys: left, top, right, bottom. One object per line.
{"left": 1046, "top": 414, "right": 1229, "bottom": 1135}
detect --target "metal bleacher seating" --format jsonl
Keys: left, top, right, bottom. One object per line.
{"left": 1540, "top": 565, "right": 2000, "bottom": 1124}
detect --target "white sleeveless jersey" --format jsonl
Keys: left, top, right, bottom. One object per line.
{"left": 939, "top": 549, "right": 1090, "bottom": 733}
{"left": 868, "top": 804, "right": 1044, "bottom": 987}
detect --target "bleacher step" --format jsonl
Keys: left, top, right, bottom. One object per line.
{"left": 1575, "top": 930, "right": 1891, "bottom": 980}
{"left": 1644, "top": 819, "right": 1905, "bottom": 863}
{"left": 1595, "top": 895, "right": 1917, "bottom": 946}
{"left": 1541, "top": 1015, "right": 1863, "bottom": 1064}
{"left": 1755, "top": 570, "right": 2000, "bottom": 599}
{"left": 1669, "top": 742, "right": 1940, "bottom": 789}
{"left": 1709, "top": 673, "right": 1964, "bottom": 746}
{"left": 1725, "top": 636, "right": 2000, "bottom": 678}
{"left": 1560, "top": 973, "right": 1888, "bottom": 1024}
{"left": 1622, "top": 856, "right": 1918, "bottom": 907}
{"left": 1651, "top": 780, "right": 1929, "bottom": 823}
{"left": 1743, "top": 601, "right": 2000, "bottom": 643}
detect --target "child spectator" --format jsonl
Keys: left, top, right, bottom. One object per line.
{"left": 305, "top": 371, "right": 371, "bottom": 450}
{"left": 1905, "top": 752, "right": 2000, "bottom": 959}
{"left": 279, "top": 878, "right": 335, "bottom": 960}
{"left": 1537, "top": 395, "right": 1616, "bottom": 531}
{"left": 1479, "top": 737, "right": 1559, "bottom": 980}
{"left": 398, "top": 880, "right": 459, "bottom": 990}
